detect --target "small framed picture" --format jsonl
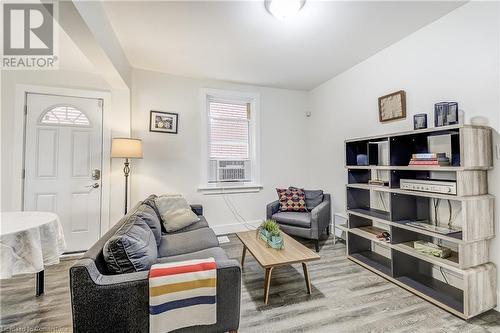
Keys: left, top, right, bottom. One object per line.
{"left": 414, "top": 113, "right": 427, "bottom": 130}
{"left": 378, "top": 90, "right": 406, "bottom": 123}
{"left": 434, "top": 102, "right": 448, "bottom": 127}
{"left": 445, "top": 102, "right": 459, "bottom": 125}
{"left": 149, "top": 111, "right": 178, "bottom": 134}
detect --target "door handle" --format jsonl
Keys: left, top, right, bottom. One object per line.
{"left": 85, "top": 183, "right": 100, "bottom": 189}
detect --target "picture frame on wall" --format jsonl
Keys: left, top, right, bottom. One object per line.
{"left": 378, "top": 90, "right": 406, "bottom": 123}
{"left": 414, "top": 113, "right": 428, "bottom": 130}
{"left": 149, "top": 111, "right": 179, "bottom": 134}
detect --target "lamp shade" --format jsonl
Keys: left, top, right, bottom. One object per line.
{"left": 111, "top": 138, "right": 143, "bottom": 158}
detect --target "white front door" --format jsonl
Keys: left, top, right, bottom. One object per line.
{"left": 24, "top": 93, "right": 103, "bottom": 252}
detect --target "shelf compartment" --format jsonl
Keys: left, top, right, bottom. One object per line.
{"left": 348, "top": 208, "right": 495, "bottom": 245}
{"left": 348, "top": 232, "right": 392, "bottom": 276}
{"left": 349, "top": 252, "right": 392, "bottom": 277}
{"left": 392, "top": 250, "right": 464, "bottom": 313}
{"left": 348, "top": 208, "right": 390, "bottom": 221}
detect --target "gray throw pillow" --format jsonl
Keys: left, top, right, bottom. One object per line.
{"left": 304, "top": 189, "right": 324, "bottom": 210}
{"left": 134, "top": 204, "right": 162, "bottom": 246}
{"left": 103, "top": 215, "right": 158, "bottom": 273}
{"left": 155, "top": 194, "right": 200, "bottom": 233}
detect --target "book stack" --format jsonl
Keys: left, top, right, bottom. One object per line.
{"left": 409, "top": 153, "right": 450, "bottom": 166}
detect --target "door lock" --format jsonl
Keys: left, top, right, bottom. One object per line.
{"left": 92, "top": 169, "right": 101, "bottom": 180}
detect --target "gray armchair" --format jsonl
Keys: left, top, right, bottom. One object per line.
{"left": 267, "top": 191, "right": 331, "bottom": 252}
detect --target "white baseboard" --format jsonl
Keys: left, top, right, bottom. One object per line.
{"left": 211, "top": 220, "right": 261, "bottom": 235}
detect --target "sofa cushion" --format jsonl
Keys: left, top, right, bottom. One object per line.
{"left": 158, "top": 227, "right": 219, "bottom": 258}
{"left": 304, "top": 190, "right": 324, "bottom": 211}
{"left": 157, "top": 246, "right": 228, "bottom": 262}
{"left": 155, "top": 194, "right": 200, "bottom": 232}
{"left": 142, "top": 194, "right": 166, "bottom": 233}
{"left": 276, "top": 188, "right": 306, "bottom": 212}
{"left": 103, "top": 215, "right": 158, "bottom": 273}
{"left": 168, "top": 215, "right": 209, "bottom": 234}
{"left": 272, "top": 211, "right": 312, "bottom": 228}
{"left": 132, "top": 204, "right": 162, "bottom": 246}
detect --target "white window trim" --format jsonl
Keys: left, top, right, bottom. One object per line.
{"left": 199, "top": 88, "right": 262, "bottom": 194}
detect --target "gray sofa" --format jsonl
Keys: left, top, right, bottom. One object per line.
{"left": 70, "top": 195, "right": 241, "bottom": 333}
{"left": 267, "top": 190, "right": 331, "bottom": 252}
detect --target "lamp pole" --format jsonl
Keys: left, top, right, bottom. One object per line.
{"left": 123, "top": 158, "right": 130, "bottom": 214}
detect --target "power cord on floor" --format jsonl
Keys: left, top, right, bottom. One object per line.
{"left": 221, "top": 187, "right": 255, "bottom": 231}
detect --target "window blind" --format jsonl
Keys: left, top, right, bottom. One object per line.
{"left": 208, "top": 99, "right": 250, "bottom": 160}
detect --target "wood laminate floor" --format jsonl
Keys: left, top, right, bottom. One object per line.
{"left": 1, "top": 235, "right": 500, "bottom": 332}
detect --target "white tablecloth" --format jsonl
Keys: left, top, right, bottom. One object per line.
{"left": 0, "top": 211, "right": 66, "bottom": 279}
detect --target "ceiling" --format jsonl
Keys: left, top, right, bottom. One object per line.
{"left": 102, "top": 1, "right": 465, "bottom": 90}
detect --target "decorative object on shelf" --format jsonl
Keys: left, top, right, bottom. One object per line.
{"left": 368, "top": 179, "right": 388, "bottom": 186}
{"left": 434, "top": 102, "right": 448, "bottom": 127}
{"left": 445, "top": 102, "right": 459, "bottom": 125}
{"left": 434, "top": 102, "right": 459, "bottom": 127}
{"left": 413, "top": 113, "right": 428, "bottom": 130}
{"left": 378, "top": 90, "right": 406, "bottom": 123}
{"left": 470, "top": 116, "right": 489, "bottom": 126}
{"left": 408, "top": 153, "right": 450, "bottom": 166}
{"left": 376, "top": 231, "right": 391, "bottom": 243}
{"left": 413, "top": 240, "right": 451, "bottom": 258}
{"left": 356, "top": 153, "right": 368, "bottom": 166}
{"left": 258, "top": 220, "right": 284, "bottom": 250}
{"left": 111, "top": 138, "right": 143, "bottom": 214}
{"left": 150, "top": 110, "right": 179, "bottom": 134}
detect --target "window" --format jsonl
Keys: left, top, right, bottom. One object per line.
{"left": 201, "top": 89, "right": 261, "bottom": 193}
{"left": 40, "top": 105, "right": 90, "bottom": 126}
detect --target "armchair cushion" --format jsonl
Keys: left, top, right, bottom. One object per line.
{"left": 276, "top": 188, "right": 306, "bottom": 212}
{"left": 272, "top": 211, "right": 312, "bottom": 228}
{"left": 304, "top": 189, "right": 324, "bottom": 210}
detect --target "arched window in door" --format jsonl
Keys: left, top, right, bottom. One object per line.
{"left": 39, "top": 105, "right": 91, "bottom": 126}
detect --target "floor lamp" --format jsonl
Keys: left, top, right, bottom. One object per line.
{"left": 111, "top": 138, "right": 143, "bottom": 214}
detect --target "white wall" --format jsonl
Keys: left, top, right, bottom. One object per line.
{"left": 0, "top": 70, "right": 130, "bottom": 226}
{"left": 307, "top": 1, "right": 500, "bottom": 307}
{"left": 130, "top": 69, "right": 309, "bottom": 233}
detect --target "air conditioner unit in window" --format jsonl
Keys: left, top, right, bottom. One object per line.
{"left": 213, "top": 160, "right": 251, "bottom": 182}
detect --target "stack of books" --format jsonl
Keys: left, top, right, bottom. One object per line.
{"left": 409, "top": 153, "right": 450, "bottom": 166}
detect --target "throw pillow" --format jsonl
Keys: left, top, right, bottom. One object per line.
{"left": 276, "top": 188, "right": 306, "bottom": 212}
{"left": 304, "top": 189, "right": 324, "bottom": 211}
{"left": 103, "top": 215, "right": 158, "bottom": 273}
{"left": 155, "top": 194, "right": 200, "bottom": 232}
{"left": 133, "top": 204, "right": 162, "bottom": 246}
{"left": 142, "top": 194, "right": 167, "bottom": 233}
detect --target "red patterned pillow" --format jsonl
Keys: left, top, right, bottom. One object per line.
{"left": 276, "top": 188, "right": 306, "bottom": 212}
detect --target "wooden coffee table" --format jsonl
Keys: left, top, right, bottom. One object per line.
{"left": 236, "top": 230, "right": 320, "bottom": 304}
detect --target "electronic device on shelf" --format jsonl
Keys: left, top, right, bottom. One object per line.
{"left": 400, "top": 178, "right": 456, "bottom": 195}
{"left": 402, "top": 221, "right": 462, "bottom": 235}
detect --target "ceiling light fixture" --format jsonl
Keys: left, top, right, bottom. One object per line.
{"left": 265, "top": 0, "right": 306, "bottom": 20}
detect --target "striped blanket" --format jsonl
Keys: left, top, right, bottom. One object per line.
{"left": 149, "top": 258, "right": 217, "bottom": 333}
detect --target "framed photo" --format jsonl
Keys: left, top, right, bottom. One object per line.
{"left": 378, "top": 90, "right": 406, "bottom": 122}
{"left": 149, "top": 111, "right": 178, "bottom": 134}
{"left": 414, "top": 113, "right": 428, "bottom": 130}
{"left": 445, "top": 102, "right": 459, "bottom": 125}
{"left": 434, "top": 102, "right": 448, "bottom": 127}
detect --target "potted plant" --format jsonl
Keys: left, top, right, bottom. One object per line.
{"left": 258, "top": 220, "right": 284, "bottom": 249}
